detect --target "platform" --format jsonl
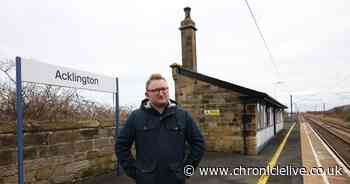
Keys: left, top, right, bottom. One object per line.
{"left": 300, "top": 116, "right": 350, "bottom": 184}
{"left": 86, "top": 119, "right": 350, "bottom": 184}
{"left": 86, "top": 122, "right": 297, "bottom": 184}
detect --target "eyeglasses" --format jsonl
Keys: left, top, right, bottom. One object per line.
{"left": 147, "top": 87, "right": 169, "bottom": 94}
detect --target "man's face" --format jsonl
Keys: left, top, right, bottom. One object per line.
{"left": 145, "top": 79, "right": 169, "bottom": 107}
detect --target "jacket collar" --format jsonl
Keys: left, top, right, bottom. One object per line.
{"left": 141, "top": 99, "right": 177, "bottom": 115}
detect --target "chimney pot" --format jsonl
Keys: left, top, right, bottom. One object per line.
{"left": 184, "top": 7, "right": 191, "bottom": 18}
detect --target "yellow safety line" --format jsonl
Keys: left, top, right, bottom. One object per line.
{"left": 257, "top": 123, "right": 296, "bottom": 184}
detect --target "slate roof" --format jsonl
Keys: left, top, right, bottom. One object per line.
{"left": 171, "top": 65, "right": 287, "bottom": 109}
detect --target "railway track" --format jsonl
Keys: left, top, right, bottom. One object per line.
{"left": 320, "top": 118, "right": 350, "bottom": 134}
{"left": 306, "top": 116, "right": 350, "bottom": 145}
{"left": 304, "top": 115, "right": 350, "bottom": 170}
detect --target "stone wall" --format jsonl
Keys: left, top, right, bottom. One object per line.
{"left": 173, "top": 74, "right": 246, "bottom": 153}
{"left": 244, "top": 103, "right": 258, "bottom": 155}
{"left": 0, "top": 120, "right": 118, "bottom": 184}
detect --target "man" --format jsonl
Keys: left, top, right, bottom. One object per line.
{"left": 116, "top": 73, "right": 206, "bottom": 184}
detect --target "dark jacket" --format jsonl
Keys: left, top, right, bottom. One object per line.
{"left": 116, "top": 99, "right": 206, "bottom": 184}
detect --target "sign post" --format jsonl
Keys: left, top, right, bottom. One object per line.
{"left": 15, "top": 57, "right": 24, "bottom": 184}
{"left": 15, "top": 57, "right": 119, "bottom": 183}
{"left": 115, "top": 79, "right": 122, "bottom": 176}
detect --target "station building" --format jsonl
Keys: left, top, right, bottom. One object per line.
{"left": 171, "top": 7, "right": 287, "bottom": 155}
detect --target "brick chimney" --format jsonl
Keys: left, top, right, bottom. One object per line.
{"left": 179, "top": 7, "right": 197, "bottom": 72}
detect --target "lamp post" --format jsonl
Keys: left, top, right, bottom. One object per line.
{"left": 273, "top": 81, "right": 284, "bottom": 99}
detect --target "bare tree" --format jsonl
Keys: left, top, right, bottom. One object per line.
{"left": 0, "top": 57, "right": 116, "bottom": 122}
{"left": 0, "top": 57, "right": 15, "bottom": 83}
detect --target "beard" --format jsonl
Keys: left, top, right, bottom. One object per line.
{"left": 150, "top": 97, "right": 169, "bottom": 108}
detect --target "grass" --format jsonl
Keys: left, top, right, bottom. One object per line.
{"left": 344, "top": 113, "right": 350, "bottom": 127}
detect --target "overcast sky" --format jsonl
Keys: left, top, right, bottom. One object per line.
{"left": 1, "top": 0, "right": 349, "bottom": 112}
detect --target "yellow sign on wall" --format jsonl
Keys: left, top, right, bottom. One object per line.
{"left": 204, "top": 109, "right": 220, "bottom": 116}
